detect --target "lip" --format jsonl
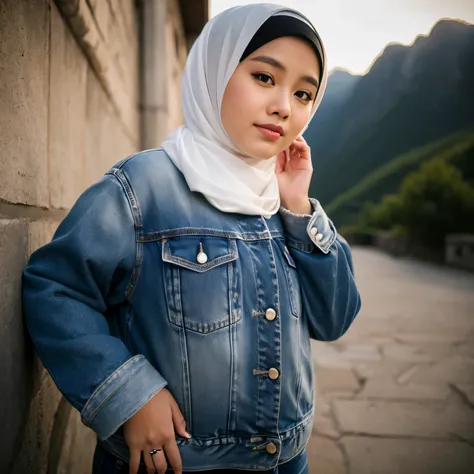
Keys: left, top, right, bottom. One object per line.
{"left": 255, "top": 124, "right": 284, "bottom": 140}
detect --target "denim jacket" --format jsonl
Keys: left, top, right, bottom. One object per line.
{"left": 22, "top": 149, "right": 361, "bottom": 470}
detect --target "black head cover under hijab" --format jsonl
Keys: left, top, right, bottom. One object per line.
{"left": 240, "top": 15, "right": 324, "bottom": 78}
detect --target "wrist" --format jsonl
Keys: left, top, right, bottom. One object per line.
{"left": 281, "top": 197, "right": 312, "bottom": 215}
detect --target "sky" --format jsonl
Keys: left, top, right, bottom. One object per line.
{"left": 210, "top": 0, "right": 474, "bottom": 75}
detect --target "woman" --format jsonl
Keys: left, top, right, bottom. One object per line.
{"left": 22, "top": 3, "right": 361, "bottom": 473}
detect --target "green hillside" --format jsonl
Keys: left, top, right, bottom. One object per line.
{"left": 327, "top": 128, "right": 474, "bottom": 225}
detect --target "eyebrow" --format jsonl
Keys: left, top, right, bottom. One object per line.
{"left": 250, "top": 55, "right": 320, "bottom": 88}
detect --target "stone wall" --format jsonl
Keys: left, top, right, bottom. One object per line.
{"left": 0, "top": 0, "right": 196, "bottom": 472}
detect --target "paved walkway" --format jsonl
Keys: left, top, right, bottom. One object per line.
{"left": 306, "top": 247, "right": 474, "bottom": 474}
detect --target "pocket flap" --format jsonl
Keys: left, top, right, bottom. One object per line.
{"left": 162, "top": 236, "right": 238, "bottom": 272}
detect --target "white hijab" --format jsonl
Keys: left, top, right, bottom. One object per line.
{"left": 162, "top": 4, "right": 328, "bottom": 218}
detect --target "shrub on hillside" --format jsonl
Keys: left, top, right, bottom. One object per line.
{"left": 356, "top": 158, "right": 474, "bottom": 248}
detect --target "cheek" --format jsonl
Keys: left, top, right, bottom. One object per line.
{"left": 222, "top": 82, "right": 246, "bottom": 130}
{"left": 289, "top": 107, "right": 312, "bottom": 136}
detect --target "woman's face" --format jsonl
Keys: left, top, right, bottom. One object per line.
{"left": 221, "top": 36, "right": 321, "bottom": 160}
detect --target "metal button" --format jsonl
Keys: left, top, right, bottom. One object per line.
{"left": 268, "top": 368, "right": 279, "bottom": 380}
{"left": 316, "top": 233, "right": 323, "bottom": 242}
{"left": 197, "top": 242, "right": 208, "bottom": 264}
{"left": 310, "top": 227, "right": 318, "bottom": 236}
{"left": 266, "top": 442, "right": 277, "bottom": 455}
{"left": 265, "top": 308, "right": 276, "bottom": 321}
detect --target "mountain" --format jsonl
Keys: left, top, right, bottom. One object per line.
{"left": 304, "top": 19, "right": 474, "bottom": 225}
{"left": 326, "top": 127, "right": 474, "bottom": 226}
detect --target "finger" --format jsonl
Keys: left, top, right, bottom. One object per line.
{"left": 294, "top": 134, "right": 307, "bottom": 143}
{"left": 275, "top": 151, "right": 286, "bottom": 174}
{"left": 143, "top": 449, "right": 157, "bottom": 474}
{"left": 290, "top": 140, "right": 309, "bottom": 152}
{"left": 149, "top": 448, "right": 167, "bottom": 474}
{"left": 170, "top": 400, "right": 191, "bottom": 439}
{"left": 129, "top": 448, "right": 141, "bottom": 474}
{"left": 289, "top": 142, "right": 311, "bottom": 160}
{"left": 164, "top": 440, "right": 183, "bottom": 474}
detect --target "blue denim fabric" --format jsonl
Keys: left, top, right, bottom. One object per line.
{"left": 23, "top": 149, "right": 361, "bottom": 470}
{"left": 92, "top": 443, "right": 309, "bottom": 474}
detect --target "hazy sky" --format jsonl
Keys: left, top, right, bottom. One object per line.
{"left": 210, "top": 0, "right": 474, "bottom": 74}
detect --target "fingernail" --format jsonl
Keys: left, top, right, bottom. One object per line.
{"left": 185, "top": 432, "right": 192, "bottom": 438}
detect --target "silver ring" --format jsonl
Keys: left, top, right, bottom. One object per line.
{"left": 149, "top": 448, "right": 162, "bottom": 456}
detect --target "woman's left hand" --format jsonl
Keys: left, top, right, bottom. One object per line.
{"left": 275, "top": 135, "right": 313, "bottom": 214}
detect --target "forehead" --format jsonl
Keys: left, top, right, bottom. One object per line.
{"left": 246, "top": 36, "right": 321, "bottom": 75}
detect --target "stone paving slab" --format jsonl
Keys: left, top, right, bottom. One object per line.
{"left": 342, "top": 437, "right": 474, "bottom": 474}
{"left": 332, "top": 399, "right": 474, "bottom": 441}
{"left": 307, "top": 435, "right": 346, "bottom": 474}
{"left": 306, "top": 248, "right": 474, "bottom": 474}
{"left": 357, "top": 377, "right": 451, "bottom": 402}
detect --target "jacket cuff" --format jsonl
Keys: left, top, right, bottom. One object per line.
{"left": 279, "top": 198, "right": 337, "bottom": 254}
{"left": 81, "top": 355, "right": 167, "bottom": 440}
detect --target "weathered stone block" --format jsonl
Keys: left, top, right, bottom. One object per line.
{"left": 50, "top": 400, "right": 96, "bottom": 474}
{"left": 342, "top": 437, "right": 474, "bottom": 474}
{"left": 0, "top": 0, "right": 49, "bottom": 206}
{"left": 85, "top": 68, "right": 138, "bottom": 185}
{"left": 27, "top": 219, "right": 59, "bottom": 257}
{"left": 0, "top": 219, "right": 34, "bottom": 471}
{"left": 49, "top": 2, "right": 88, "bottom": 210}
{"left": 11, "top": 376, "right": 63, "bottom": 474}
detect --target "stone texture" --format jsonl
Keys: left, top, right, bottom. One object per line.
{"left": 55, "top": 0, "right": 139, "bottom": 142}
{"left": 0, "top": 0, "right": 49, "bottom": 207}
{"left": 307, "top": 435, "right": 346, "bottom": 474}
{"left": 312, "top": 342, "right": 353, "bottom": 369}
{"left": 313, "top": 413, "right": 340, "bottom": 439}
{"left": 308, "top": 248, "right": 474, "bottom": 473}
{"left": 452, "top": 383, "right": 474, "bottom": 407}
{"left": 27, "top": 219, "right": 60, "bottom": 257}
{"left": 49, "top": 3, "right": 88, "bottom": 210}
{"left": 352, "top": 361, "right": 411, "bottom": 383}
{"left": 0, "top": 219, "right": 33, "bottom": 471}
{"left": 332, "top": 399, "right": 474, "bottom": 441}
{"left": 409, "top": 356, "right": 474, "bottom": 386}
{"left": 85, "top": 67, "right": 138, "bottom": 185}
{"left": 315, "top": 367, "right": 361, "bottom": 397}
{"left": 357, "top": 377, "right": 451, "bottom": 402}
{"left": 11, "top": 376, "right": 64, "bottom": 474}
{"left": 335, "top": 344, "right": 382, "bottom": 362}
{"left": 342, "top": 437, "right": 474, "bottom": 474}
{"left": 382, "top": 343, "right": 453, "bottom": 363}
{"left": 50, "top": 401, "right": 96, "bottom": 474}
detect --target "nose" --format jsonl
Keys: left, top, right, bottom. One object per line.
{"left": 268, "top": 91, "right": 291, "bottom": 120}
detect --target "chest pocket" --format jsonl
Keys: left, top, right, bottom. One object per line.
{"left": 275, "top": 239, "right": 302, "bottom": 318}
{"left": 162, "top": 236, "right": 241, "bottom": 334}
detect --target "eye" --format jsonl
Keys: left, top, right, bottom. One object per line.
{"left": 252, "top": 73, "right": 275, "bottom": 85}
{"left": 295, "top": 90, "right": 313, "bottom": 102}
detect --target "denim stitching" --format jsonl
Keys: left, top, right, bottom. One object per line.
{"left": 140, "top": 228, "right": 283, "bottom": 242}
{"left": 82, "top": 355, "right": 144, "bottom": 424}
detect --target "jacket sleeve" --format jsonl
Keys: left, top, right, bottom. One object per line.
{"left": 279, "top": 198, "right": 361, "bottom": 341}
{"left": 22, "top": 173, "right": 167, "bottom": 440}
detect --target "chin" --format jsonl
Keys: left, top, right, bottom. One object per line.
{"left": 243, "top": 144, "right": 281, "bottom": 160}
